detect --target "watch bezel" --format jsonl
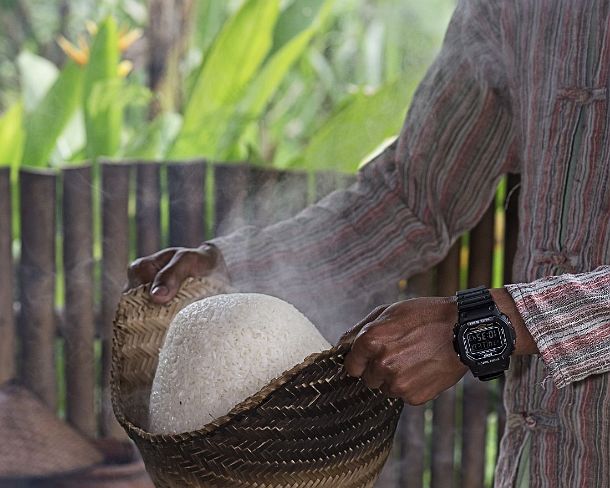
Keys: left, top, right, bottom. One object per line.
{"left": 453, "top": 310, "right": 515, "bottom": 372}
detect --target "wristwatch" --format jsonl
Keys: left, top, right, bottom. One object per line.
{"left": 452, "top": 286, "right": 516, "bottom": 381}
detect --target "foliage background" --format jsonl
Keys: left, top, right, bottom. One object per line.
{"left": 0, "top": 0, "right": 455, "bottom": 173}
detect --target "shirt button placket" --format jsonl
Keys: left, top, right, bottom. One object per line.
{"left": 523, "top": 414, "right": 537, "bottom": 430}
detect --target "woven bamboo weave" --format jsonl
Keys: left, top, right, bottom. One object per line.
{"left": 112, "top": 277, "right": 403, "bottom": 487}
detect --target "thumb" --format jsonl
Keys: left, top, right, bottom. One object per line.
{"left": 150, "top": 252, "right": 191, "bottom": 304}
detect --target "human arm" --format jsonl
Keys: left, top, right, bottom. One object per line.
{"left": 208, "top": 0, "right": 519, "bottom": 331}
{"left": 342, "top": 287, "right": 537, "bottom": 405}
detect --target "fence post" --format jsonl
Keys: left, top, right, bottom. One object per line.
{"left": 430, "top": 241, "right": 461, "bottom": 488}
{"left": 461, "top": 203, "right": 495, "bottom": 488}
{"left": 62, "top": 165, "right": 96, "bottom": 437}
{"left": 214, "top": 163, "right": 250, "bottom": 237}
{"left": 399, "top": 269, "right": 437, "bottom": 487}
{"left": 167, "top": 160, "right": 206, "bottom": 247}
{"left": 135, "top": 162, "right": 162, "bottom": 257}
{"left": 0, "top": 168, "right": 16, "bottom": 384}
{"left": 19, "top": 168, "right": 57, "bottom": 410}
{"left": 100, "top": 161, "right": 132, "bottom": 438}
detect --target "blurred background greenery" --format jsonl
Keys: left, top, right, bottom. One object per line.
{"left": 0, "top": 0, "right": 455, "bottom": 173}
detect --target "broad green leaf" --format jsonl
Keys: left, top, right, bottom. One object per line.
{"left": 21, "top": 61, "right": 84, "bottom": 167}
{"left": 270, "top": 0, "right": 328, "bottom": 55}
{"left": 123, "top": 112, "right": 182, "bottom": 159}
{"left": 0, "top": 102, "right": 25, "bottom": 170}
{"left": 17, "top": 51, "right": 59, "bottom": 112}
{"left": 84, "top": 17, "right": 121, "bottom": 159}
{"left": 211, "top": 0, "right": 334, "bottom": 160}
{"left": 241, "top": 0, "right": 334, "bottom": 118}
{"left": 170, "top": 0, "right": 280, "bottom": 158}
{"left": 297, "top": 74, "right": 424, "bottom": 172}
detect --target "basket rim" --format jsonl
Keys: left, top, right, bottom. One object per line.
{"left": 111, "top": 277, "right": 352, "bottom": 442}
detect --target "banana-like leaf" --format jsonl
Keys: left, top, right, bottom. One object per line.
{"left": 123, "top": 112, "right": 182, "bottom": 159}
{"left": 84, "top": 16, "right": 121, "bottom": 159}
{"left": 0, "top": 102, "right": 25, "bottom": 170}
{"left": 21, "top": 62, "right": 84, "bottom": 167}
{"left": 271, "top": 0, "right": 328, "bottom": 55}
{"left": 169, "top": 0, "right": 280, "bottom": 159}
{"left": 297, "top": 74, "right": 424, "bottom": 172}
{"left": 17, "top": 51, "right": 59, "bottom": 112}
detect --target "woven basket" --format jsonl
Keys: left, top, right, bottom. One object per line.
{"left": 112, "top": 278, "right": 403, "bottom": 487}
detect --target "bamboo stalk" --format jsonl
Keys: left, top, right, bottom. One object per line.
{"left": 135, "top": 162, "right": 162, "bottom": 257}
{"left": 19, "top": 168, "right": 57, "bottom": 409}
{"left": 100, "top": 161, "right": 132, "bottom": 438}
{"left": 430, "top": 241, "right": 461, "bottom": 488}
{"left": 461, "top": 203, "right": 495, "bottom": 488}
{"left": 62, "top": 165, "right": 96, "bottom": 436}
{"left": 0, "top": 168, "right": 16, "bottom": 384}
{"left": 167, "top": 160, "right": 206, "bottom": 247}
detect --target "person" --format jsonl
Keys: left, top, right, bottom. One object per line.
{"left": 127, "top": 0, "right": 610, "bottom": 486}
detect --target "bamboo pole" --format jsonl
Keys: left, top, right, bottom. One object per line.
{"left": 461, "top": 203, "right": 495, "bottom": 488}
{"left": 167, "top": 160, "right": 206, "bottom": 247}
{"left": 399, "top": 269, "right": 437, "bottom": 487}
{"left": 100, "top": 161, "right": 132, "bottom": 438}
{"left": 135, "top": 162, "right": 162, "bottom": 257}
{"left": 430, "top": 241, "right": 461, "bottom": 488}
{"left": 214, "top": 163, "right": 249, "bottom": 237}
{"left": 0, "top": 168, "right": 16, "bottom": 384}
{"left": 19, "top": 168, "right": 57, "bottom": 409}
{"left": 62, "top": 165, "right": 96, "bottom": 436}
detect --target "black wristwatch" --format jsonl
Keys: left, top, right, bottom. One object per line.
{"left": 452, "top": 286, "right": 516, "bottom": 381}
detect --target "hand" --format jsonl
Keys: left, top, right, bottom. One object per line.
{"left": 343, "top": 297, "right": 468, "bottom": 405}
{"left": 125, "top": 243, "right": 230, "bottom": 304}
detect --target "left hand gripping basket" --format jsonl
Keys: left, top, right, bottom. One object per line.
{"left": 112, "top": 277, "right": 403, "bottom": 487}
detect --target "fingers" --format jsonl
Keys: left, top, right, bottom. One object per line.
{"left": 125, "top": 248, "right": 177, "bottom": 291}
{"left": 344, "top": 328, "right": 384, "bottom": 378}
{"left": 150, "top": 250, "right": 206, "bottom": 304}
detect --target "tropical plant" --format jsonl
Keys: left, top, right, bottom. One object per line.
{"left": 0, "top": 0, "right": 455, "bottom": 173}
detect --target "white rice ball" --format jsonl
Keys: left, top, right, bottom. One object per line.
{"left": 148, "top": 293, "right": 331, "bottom": 434}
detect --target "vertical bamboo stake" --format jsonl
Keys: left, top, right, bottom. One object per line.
{"left": 0, "top": 168, "right": 16, "bottom": 384}
{"left": 135, "top": 162, "right": 162, "bottom": 257}
{"left": 19, "top": 168, "right": 57, "bottom": 409}
{"left": 62, "top": 165, "right": 96, "bottom": 436}
{"left": 399, "top": 269, "right": 437, "bottom": 487}
{"left": 167, "top": 160, "right": 206, "bottom": 247}
{"left": 214, "top": 163, "right": 250, "bottom": 237}
{"left": 461, "top": 203, "right": 495, "bottom": 488}
{"left": 100, "top": 161, "right": 131, "bottom": 438}
{"left": 430, "top": 241, "right": 461, "bottom": 488}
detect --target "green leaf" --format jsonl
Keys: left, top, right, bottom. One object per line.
{"left": 170, "top": 0, "right": 281, "bottom": 159}
{"left": 123, "top": 112, "right": 182, "bottom": 159}
{"left": 17, "top": 51, "right": 59, "bottom": 112}
{"left": 271, "top": 0, "right": 328, "bottom": 55}
{"left": 21, "top": 61, "right": 84, "bottom": 167}
{"left": 241, "top": 0, "right": 334, "bottom": 118}
{"left": 298, "top": 74, "right": 424, "bottom": 172}
{"left": 201, "top": 0, "right": 335, "bottom": 160}
{"left": 0, "top": 102, "right": 25, "bottom": 170}
{"left": 83, "top": 16, "right": 121, "bottom": 159}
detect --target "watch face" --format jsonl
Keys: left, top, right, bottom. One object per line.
{"left": 463, "top": 320, "right": 507, "bottom": 361}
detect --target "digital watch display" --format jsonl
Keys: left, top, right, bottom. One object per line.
{"left": 453, "top": 287, "right": 516, "bottom": 381}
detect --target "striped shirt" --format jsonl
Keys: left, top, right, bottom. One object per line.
{"left": 213, "top": 0, "right": 610, "bottom": 485}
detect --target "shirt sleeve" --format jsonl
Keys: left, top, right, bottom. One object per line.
{"left": 506, "top": 266, "right": 610, "bottom": 388}
{"left": 211, "top": 0, "right": 519, "bottom": 336}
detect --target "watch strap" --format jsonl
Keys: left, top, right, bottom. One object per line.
{"left": 457, "top": 286, "right": 498, "bottom": 321}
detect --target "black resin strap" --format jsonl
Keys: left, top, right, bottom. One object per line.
{"left": 457, "top": 286, "right": 497, "bottom": 321}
